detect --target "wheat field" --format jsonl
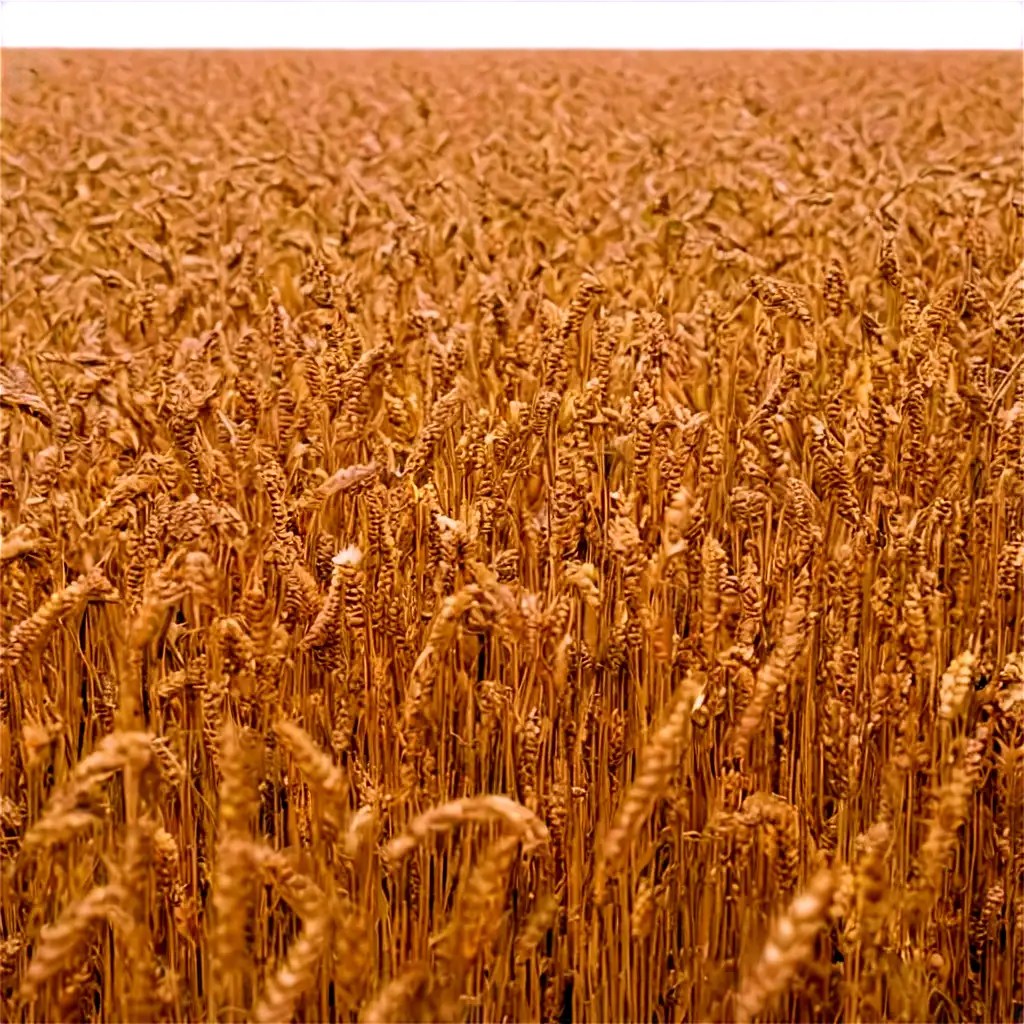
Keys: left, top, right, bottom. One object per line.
{"left": 0, "top": 50, "right": 1022, "bottom": 1023}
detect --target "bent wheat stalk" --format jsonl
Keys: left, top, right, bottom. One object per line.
{"left": 595, "top": 671, "right": 705, "bottom": 892}
{"left": 733, "top": 866, "right": 837, "bottom": 1023}
{"left": 384, "top": 794, "right": 549, "bottom": 862}
{"left": 21, "top": 885, "right": 131, "bottom": 999}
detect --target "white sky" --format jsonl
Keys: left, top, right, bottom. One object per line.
{"left": 0, "top": 1, "right": 1021, "bottom": 50}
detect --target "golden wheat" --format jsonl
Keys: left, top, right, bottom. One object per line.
{"left": 0, "top": 49, "right": 1021, "bottom": 1023}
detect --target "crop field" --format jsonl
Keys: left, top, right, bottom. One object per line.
{"left": 0, "top": 49, "right": 1022, "bottom": 1023}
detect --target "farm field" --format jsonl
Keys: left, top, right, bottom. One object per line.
{"left": 1, "top": 50, "right": 1022, "bottom": 1022}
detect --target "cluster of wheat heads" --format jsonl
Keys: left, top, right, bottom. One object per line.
{"left": 0, "top": 50, "right": 1021, "bottom": 1023}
